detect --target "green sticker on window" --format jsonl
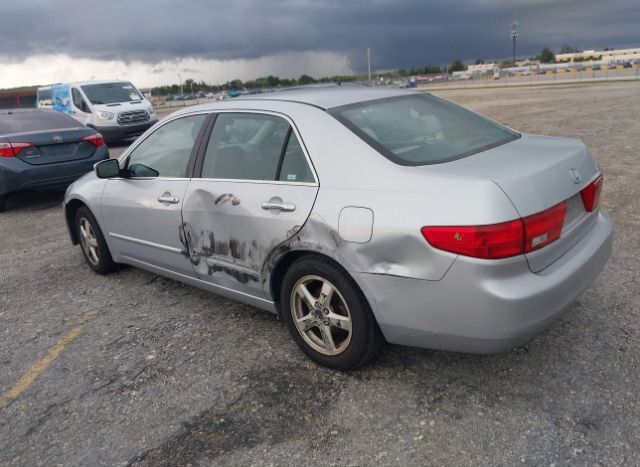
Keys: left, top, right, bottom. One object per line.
{"left": 287, "top": 174, "right": 297, "bottom": 181}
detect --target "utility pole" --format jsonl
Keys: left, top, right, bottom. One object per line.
{"left": 367, "top": 48, "right": 372, "bottom": 85}
{"left": 178, "top": 73, "right": 183, "bottom": 96}
{"left": 510, "top": 21, "right": 519, "bottom": 67}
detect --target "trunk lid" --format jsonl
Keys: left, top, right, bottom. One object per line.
{"left": 7, "top": 128, "right": 98, "bottom": 165}
{"left": 428, "top": 134, "right": 600, "bottom": 272}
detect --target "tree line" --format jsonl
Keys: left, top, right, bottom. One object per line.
{"left": 150, "top": 44, "right": 597, "bottom": 95}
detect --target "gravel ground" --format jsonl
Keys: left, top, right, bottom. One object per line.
{"left": 0, "top": 81, "right": 638, "bottom": 466}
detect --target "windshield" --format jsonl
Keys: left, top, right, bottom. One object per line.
{"left": 330, "top": 94, "right": 519, "bottom": 166}
{"left": 81, "top": 82, "right": 143, "bottom": 105}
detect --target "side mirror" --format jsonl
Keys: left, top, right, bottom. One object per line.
{"left": 95, "top": 159, "right": 120, "bottom": 179}
{"left": 81, "top": 100, "right": 90, "bottom": 113}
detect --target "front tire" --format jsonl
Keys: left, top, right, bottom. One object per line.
{"left": 280, "top": 255, "right": 383, "bottom": 370}
{"left": 75, "top": 206, "right": 118, "bottom": 275}
{"left": 0, "top": 194, "right": 8, "bottom": 212}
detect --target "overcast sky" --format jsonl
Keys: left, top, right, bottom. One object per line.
{"left": 0, "top": 0, "right": 638, "bottom": 88}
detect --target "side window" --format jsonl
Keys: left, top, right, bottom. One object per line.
{"left": 126, "top": 114, "right": 207, "bottom": 178}
{"left": 72, "top": 89, "right": 87, "bottom": 112}
{"left": 202, "top": 113, "right": 289, "bottom": 181}
{"left": 278, "top": 132, "right": 315, "bottom": 183}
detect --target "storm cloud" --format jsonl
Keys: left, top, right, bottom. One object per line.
{"left": 1, "top": 0, "right": 639, "bottom": 73}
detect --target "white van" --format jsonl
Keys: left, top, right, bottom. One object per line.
{"left": 36, "top": 80, "right": 158, "bottom": 143}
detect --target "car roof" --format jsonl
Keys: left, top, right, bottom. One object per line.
{"left": 233, "top": 85, "right": 422, "bottom": 110}
{"left": 37, "top": 80, "right": 134, "bottom": 90}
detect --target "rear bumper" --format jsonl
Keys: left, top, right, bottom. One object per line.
{"left": 0, "top": 147, "right": 108, "bottom": 197}
{"left": 356, "top": 210, "right": 613, "bottom": 353}
{"left": 91, "top": 119, "right": 158, "bottom": 143}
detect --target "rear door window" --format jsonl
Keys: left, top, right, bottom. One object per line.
{"left": 201, "top": 112, "right": 314, "bottom": 183}
{"left": 126, "top": 114, "right": 206, "bottom": 178}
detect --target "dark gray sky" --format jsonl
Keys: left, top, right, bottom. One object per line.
{"left": 1, "top": 0, "right": 638, "bottom": 86}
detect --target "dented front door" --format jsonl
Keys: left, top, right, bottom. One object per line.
{"left": 181, "top": 180, "right": 318, "bottom": 299}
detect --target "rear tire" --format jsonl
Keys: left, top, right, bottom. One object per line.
{"left": 75, "top": 206, "right": 118, "bottom": 275}
{"left": 0, "top": 194, "right": 7, "bottom": 212}
{"left": 280, "top": 255, "right": 383, "bottom": 370}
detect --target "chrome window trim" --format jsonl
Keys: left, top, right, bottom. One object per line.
{"left": 198, "top": 109, "right": 319, "bottom": 187}
{"left": 194, "top": 177, "right": 317, "bottom": 187}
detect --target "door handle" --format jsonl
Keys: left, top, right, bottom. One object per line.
{"left": 157, "top": 194, "right": 180, "bottom": 204}
{"left": 262, "top": 202, "right": 296, "bottom": 212}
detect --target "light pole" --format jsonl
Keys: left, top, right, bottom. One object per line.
{"left": 367, "top": 48, "right": 372, "bottom": 85}
{"left": 510, "top": 21, "right": 519, "bottom": 67}
{"left": 178, "top": 73, "right": 183, "bottom": 96}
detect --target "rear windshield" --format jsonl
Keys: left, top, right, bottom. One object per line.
{"left": 330, "top": 94, "right": 519, "bottom": 166}
{"left": 81, "top": 82, "right": 142, "bottom": 105}
{"left": 0, "top": 110, "right": 79, "bottom": 134}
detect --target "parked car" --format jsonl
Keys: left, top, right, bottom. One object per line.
{"left": 0, "top": 109, "right": 108, "bottom": 212}
{"left": 63, "top": 87, "right": 612, "bottom": 369}
{"left": 36, "top": 81, "right": 158, "bottom": 144}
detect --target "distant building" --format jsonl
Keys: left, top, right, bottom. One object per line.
{"left": 556, "top": 47, "right": 640, "bottom": 64}
{"left": 467, "top": 63, "right": 497, "bottom": 75}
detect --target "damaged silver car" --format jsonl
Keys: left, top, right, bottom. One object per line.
{"left": 63, "top": 86, "right": 612, "bottom": 370}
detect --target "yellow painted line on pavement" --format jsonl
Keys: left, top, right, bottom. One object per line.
{"left": 0, "top": 282, "right": 122, "bottom": 409}
{"left": 0, "top": 310, "right": 98, "bottom": 409}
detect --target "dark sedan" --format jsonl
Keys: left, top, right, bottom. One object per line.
{"left": 0, "top": 109, "right": 109, "bottom": 211}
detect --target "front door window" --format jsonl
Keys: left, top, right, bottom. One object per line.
{"left": 127, "top": 114, "right": 207, "bottom": 178}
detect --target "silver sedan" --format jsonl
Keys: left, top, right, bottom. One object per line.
{"left": 63, "top": 86, "right": 612, "bottom": 370}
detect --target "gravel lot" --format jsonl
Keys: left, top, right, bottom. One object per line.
{"left": 1, "top": 81, "right": 638, "bottom": 466}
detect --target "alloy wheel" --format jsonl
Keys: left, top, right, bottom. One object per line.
{"left": 290, "top": 275, "right": 352, "bottom": 356}
{"left": 79, "top": 217, "right": 100, "bottom": 266}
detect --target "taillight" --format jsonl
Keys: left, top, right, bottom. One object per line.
{"left": 421, "top": 201, "right": 568, "bottom": 260}
{"left": 580, "top": 175, "right": 603, "bottom": 212}
{"left": 421, "top": 220, "right": 524, "bottom": 260}
{"left": 0, "top": 142, "right": 14, "bottom": 157}
{"left": 522, "top": 201, "right": 567, "bottom": 253}
{"left": 81, "top": 133, "right": 105, "bottom": 147}
{"left": 0, "top": 141, "right": 34, "bottom": 157}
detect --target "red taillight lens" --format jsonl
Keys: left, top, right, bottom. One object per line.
{"left": 0, "top": 142, "right": 14, "bottom": 157}
{"left": 0, "top": 142, "right": 34, "bottom": 157}
{"left": 580, "top": 175, "right": 603, "bottom": 212}
{"left": 421, "top": 219, "right": 524, "bottom": 259}
{"left": 421, "top": 202, "right": 568, "bottom": 259}
{"left": 522, "top": 201, "right": 567, "bottom": 253}
{"left": 81, "top": 133, "right": 105, "bottom": 147}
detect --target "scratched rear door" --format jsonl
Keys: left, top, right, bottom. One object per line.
{"left": 181, "top": 111, "right": 319, "bottom": 300}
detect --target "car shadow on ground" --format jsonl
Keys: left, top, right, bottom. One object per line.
{"left": 3, "top": 189, "right": 67, "bottom": 212}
